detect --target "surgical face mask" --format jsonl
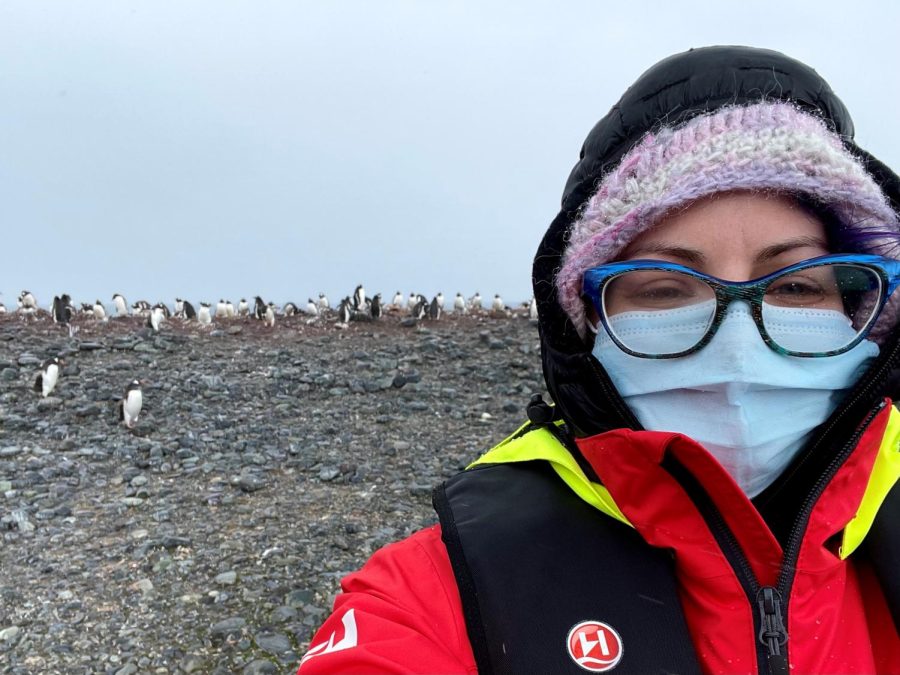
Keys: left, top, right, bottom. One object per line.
{"left": 592, "top": 302, "right": 879, "bottom": 497}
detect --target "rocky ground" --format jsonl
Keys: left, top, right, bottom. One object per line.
{"left": 0, "top": 310, "right": 545, "bottom": 674}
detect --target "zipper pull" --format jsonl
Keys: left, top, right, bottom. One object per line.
{"left": 756, "top": 586, "right": 788, "bottom": 675}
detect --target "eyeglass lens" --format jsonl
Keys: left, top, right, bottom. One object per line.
{"left": 601, "top": 264, "right": 883, "bottom": 356}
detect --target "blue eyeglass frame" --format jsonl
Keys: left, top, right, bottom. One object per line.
{"left": 581, "top": 253, "right": 900, "bottom": 359}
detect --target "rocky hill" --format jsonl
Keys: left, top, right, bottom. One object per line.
{"left": 0, "top": 311, "right": 544, "bottom": 674}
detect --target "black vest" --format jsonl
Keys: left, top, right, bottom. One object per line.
{"left": 433, "top": 461, "right": 702, "bottom": 674}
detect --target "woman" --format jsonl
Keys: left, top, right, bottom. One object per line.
{"left": 298, "top": 46, "right": 900, "bottom": 674}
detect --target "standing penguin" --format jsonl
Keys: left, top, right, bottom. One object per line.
{"left": 264, "top": 303, "right": 276, "bottom": 327}
{"left": 18, "top": 290, "right": 37, "bottom": 311}
{"left": 225, "top": 300, "right": 235, "bottom": 318}
{"left": 391, "top": 291, "right": 404, "bottom": 309}
{"left": 338, "top": 297, "right": 352, "bottom": 324}
{"left": 198, "top": 302, "right": 212, "bottom": 325}
{"left": 147, "top": 304, "right": 166, "bottom": 332}
{"left": 469, "top": 292, "right": 483, "bottom": 312}
{"left": 412, "top": 297, "right": 428, "bottom": 320}
{"left": 238, "top": 298, "right": 249, "bottom": 316}
{"left": 454, "top": 293, "right": 467, "bottom": 314}
{"left": 118, "top": 379, "right": 143, "bottom": 429}
{"left": 181, "top": 300, "right": 197, "bottom": 321}
{"left": 93, "top": 300, "right": 108, "bottom": 321}
{"left": 174, "top": 298, "right": 184, "bottom": 317}
{"left": 52, "top": 295, "right": 73, "bottom": 324}
{"left": 371, "top": 293, "right": 383, "bottom": 319}
{"left": 33, "top": 357, "right": 62, "bottom": 397}
{"left": 216, "top": 299, "right": 228, "bottom": 318}
{"left": 529, "top": 296, "right": 538, "bottom": 321}
{"left": 283, "top": 302, "right": 298, "bottom": 316}
{"left": 428, "top": 296, "right": 442, "bottom": 320}
{"left": 491, "top": 294, "right": 504, "bottom": 312}
{"left": 407, "top": 292, "right": 418, "bottom": 312}
{"left": 352, "top": 285, "right": 366, "bottom": 311}
{"left": 112, "top": 293, "right": 128, "bottom": 317}
{"left": 306, "top": 299, "right": 319, "bottom": 316}
{"left": 254, "top": 296, "right": 267, "bottom": 320}
{"left": 318, "top": 293, "right": 330, "bottom": 311}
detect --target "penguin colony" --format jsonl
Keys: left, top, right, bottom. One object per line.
{"left": 4, "top": 286, "right": 534, "bottom": 330}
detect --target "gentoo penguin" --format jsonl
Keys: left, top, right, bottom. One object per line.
{"left": 238, "top": 298, "right": 249, "bottom": 316}
{"left": 80, "top": 303, "right": 95, "bottom": 316}
{"left": 428, "top": 296, "right": 442, "bottom": 320}
{"left": 264, "top": 302, "right": 276, "bottom": 327}
{"left": 132, "top": 300, "right": 151, "bottom": 317}
{"left": 254, "top": 296, "right": 266, "bottom": 320}
{"left": 216, "top": 299, "right": 228, "bottom": 318}
{"left": 435, "top": 292, "right": 444, "bottom": 310}
{"left": 33, "top": 357, "right": 62, "bottom": 397}
{"left": 112, "top": 293, "right": 128, "bottom": 317}
{"left": 529, "top": 297, "right": 538, "bottom": 321}
{"left": 492, "top": 294, "right": 504, "bottom": 312}
{"left": 52, "top": 295, "right": 73, "bottom": 324}
{"left": 198, "top": 302, "right": 212, "bottom": 325}
{"left": 306, "top": 299, "right": 319, "bottom": 316}
{"left": 469, "top": 292, "right": 483, "bottom": 312}
{"left": 174, "top": 298, "right": 184, "bottom": 317}
{"left": 338, "top": 297, "right": 352, "bottom": 324}
{"left": 18, "top": 290, "right": 37, "bottom": 310}
{"left": 318, "top": 293, "right": 329, "bottom": 310}
{"left": 0, "top": 303, "right": 6, "bottom": 314}
{"left": 225, "top": 300, "right": 235, "bottom": 318}
{"left": 93, "top": 300, "right": 107, "bottom": 321}
{"left": 391, "top": 291, "right": 404, "bottom": 309}
{"left": 283, "top": 302, "right": 298, "bottom": 316}
{"left": 407, "top": 292, "right": 417, "bottom": 312}
{"left": 182, "top": 300, "right": 197, "bottom": 320}
{"left": 118, "top": 379, "right": 143, "bottom": 429}
{"left": 371, "top": 293, "right": 382, "bottom": 319}
{"left": 352, "top": 285, "right": 365, "bottom": 311}
{"left": 147, "top": 304, "right": 166, "bottom": 332}
{"left": 412, "top": 297, "right": 428, "bottom": 320}
{"left": 454, "top": 292, "right": 466, "bottom": 314}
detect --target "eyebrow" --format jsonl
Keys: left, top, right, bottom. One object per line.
{"left": 624, "top": 236, "right": 828, "bottom": 266}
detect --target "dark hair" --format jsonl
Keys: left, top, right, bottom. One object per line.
{"left": 795, "top": 193, "right": 900, "bottom": 258}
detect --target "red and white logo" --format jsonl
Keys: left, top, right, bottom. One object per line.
{"left": 566, "top": 620, "right": 623, "bottom": 672}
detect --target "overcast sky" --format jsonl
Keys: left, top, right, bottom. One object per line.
{"left": 3, "top": 1, "right": 900, "bottom": 309}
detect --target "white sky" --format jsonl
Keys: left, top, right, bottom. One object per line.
{"left": 3, "top": 0, "right": 900, "bottom": 308}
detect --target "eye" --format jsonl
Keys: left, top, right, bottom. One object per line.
{"left": 605, "top": 271, "right": 710, "bottom": 312}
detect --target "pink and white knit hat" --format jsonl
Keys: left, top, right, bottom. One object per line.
{"left": 556, "top": 102, "right": 899, "bottom": 339}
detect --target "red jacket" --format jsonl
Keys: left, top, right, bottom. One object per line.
{"left": 298, "top": 404, "right": 899, "bottom": 674}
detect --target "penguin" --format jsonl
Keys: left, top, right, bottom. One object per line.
{"left": 238, "top": 298, "right": 249, "bottom": 316}
{"left": 182, "top": 300, "right": 197, "bottom": 321}
{"left": 428, "top": 296, "right": 442, "bottom": 320}
{"left": 391, "top": 291, "right": 404, "bottom": 309}
{"left": 198, "top": 302, "right": 212, "bottom": 325}
{"left": 412, "top": 297, "right": 428, "bottom": 320}
{"left": 529, "top": 297, "right": 538, "bottom": 321}
{"left": 435, "top": 292, "right": 444, "bottom": 310}
{"left": 254, "top": 296, "right": 267, "bottom": 320}
{"left": 371, "top": 293, "right": 383, "bottom": 319}
{"left": 469, "top": 292, "right": 483, "bottom": 312}
{"left": 112, "top": 293, "right": 128, "bottom": 317}
{"left": 147, "top": 304, "right": 166, "bottom": 332}
{"left": 283, "top": 302, "right": 298, "bottom": 316}
{"left": 264, "top": 302, "right": 276, "bottom": 327}
{"left": 492, "top": 294, "right": 504, "bottom": 312}
{"left": 118, "top": 379, "right": 143, "bottom": 429}
{"left": 18, "top": 290, "right": 37, "bottom": 310}
{"left": 132, "top": 300, "right": 151, "bottom": 316}
{"left": 93, "top": 300, "right": 107, "bottom": 321}
{"left": 318, "top": 293, "right": 329, "bottom": 310}
{"left": 407, "top": 292, "right": 417, "bottom": 312}
{"left": 454, "top": 292, "right": 466, "bottom": 314}
{"left": 0, "top": 303, "right": 6, "bottom": 314}
{"left": 225, "top": 300, "right": 235, "bottom": 318}
{"left": 352, "top": 285, "right": 366, "bottom": 311}
{"left": 33, "top": 357, "right": 62, "bottom": 397}
{"left": 306, "top": 299, "right": 319, "bottom": 316}
{"left": 159, "top": 303, "right": 171, "bottom": 319}
{"left": 174, "top": 298, "right": 184, "bottom": 317}
{"left": 216, "top": 299, "right": 228, "bottom": 318}
{"left": 338, "top": 297, "right": 352, "bottom": 324}
{"left": 80, "top": 303, "right": 95, "bottom": 316}
{"left": 51, "top": 295, "right": 73, "bottom": 324}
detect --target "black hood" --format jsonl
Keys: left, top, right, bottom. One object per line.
{"left": 532, "top": 45, "right": 900, "bottom": 438}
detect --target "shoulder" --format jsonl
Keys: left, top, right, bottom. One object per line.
{"left": 297, "top": 525, "right": 476, "bottom": 674}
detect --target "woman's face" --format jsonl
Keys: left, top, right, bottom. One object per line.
{"left": 618, "top": 192, "right": 830, "bottom": 279}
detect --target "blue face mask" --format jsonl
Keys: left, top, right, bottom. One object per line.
{"left": 592, "top": 302, "right": 879, "bottom": 497}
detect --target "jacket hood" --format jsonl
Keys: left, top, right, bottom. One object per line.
{"left": 533, "top": 45, "right": 900, "bottom": 438}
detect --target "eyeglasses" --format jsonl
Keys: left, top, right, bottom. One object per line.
{"left": 582, "top": 254, "right": 900, "bottom": 359}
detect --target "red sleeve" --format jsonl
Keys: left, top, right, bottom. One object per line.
{"left": 297, "top": 524, "right": 477, "bottom": 674}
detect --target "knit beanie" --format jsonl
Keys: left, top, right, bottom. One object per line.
{"left": 556, "top": 102, "right": 900, "bottom": 340}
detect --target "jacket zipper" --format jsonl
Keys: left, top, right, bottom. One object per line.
{"left": 666, "top": 399, "right": 884, "bottom": 675}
